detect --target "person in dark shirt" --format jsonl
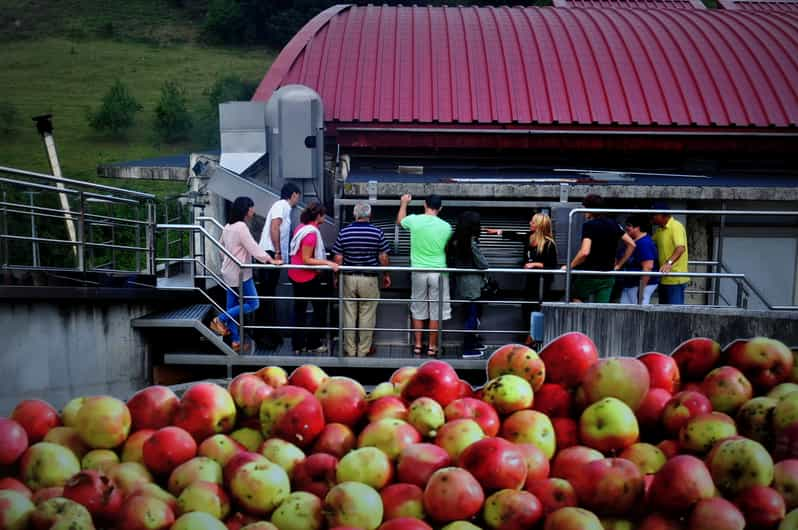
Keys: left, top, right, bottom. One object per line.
{"left": 332, "top": 201, "right": 392, "bottom": 357}
{"left": 565, "top": 194, "right": 635, "bottom": 303}
{"left": 487, "top": 212, "right": 558, "bottom": 344}
{"left": 619, "top": 214, "right": 659, "bottom": 304}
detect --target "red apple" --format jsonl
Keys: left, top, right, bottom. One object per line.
{"left": 423, "top": 467, "right": 484, "bottom": 523}
{"left": 259, "top": 385, "right": 325, "bottom": 448}
{"left": 500, "top": 410, "right": 556, "bottom": 459}
{"left": 458, "top": 437, "right": 528, "bottom": 491}
{"left": 0, "top": 490, "right": 34, "bottom": 530}
{"left": 173, "top": 383, "right": 236, "bottom": 442}
{"left": 227, "top": 374, "right": 273, "bottom": 418}
{"left": 222, "top": 450, "right": 268, "bottom": 485}
{"left": 117, "top": 494, "right": 175, "bottom": 530}
{"left": 734, "top": 485, "right": 785, "bottom": 528}
{"left": 543, "top": 507, "right": 603, "bottom": 530}
{"left": 121, "top": 429, "right": 155, "bottom": 464}
{"left": 396, "top": 442, "right": 452, "bottom": 488}
{"left": 482, "top": 488, "right": 543, "bottom": 530}
{"left": 402, "top": 360, "right": 462, "bottom": 407}
{"left": 62, "top": 469, "right": 123, "bottom": 521}
{"left": 142, "top": 426, "right": 197, "bottom": 475}
{"left": 444, "top": 397, "right": 500, "bottom": 437}
{"left": 670, "top": 338, "right": 721, "bottom": 381}
{"left": 380, "top": 483, "right": 425, "bottom": 520}
{"left": 288, "top": 364, "right": 329, "bottom": 393}
{"left": 316, "top": 377, "right": 368, "bottom": 427}
{"left": 367, "top": 396, "right": 408, "bottom": 422}
{"left": 197, "top": 434, "right": 244, "bottom": 467}
{"left": 292, "top": 452, "right": 338, "bottom": 498}
{"left": 254, "top": 366, "right": 288, "bottom": 387}
{"left": 0, "top": 417, "right": 29, "bottom": 465}
{"left": 574, "top": 457, "right": 644, "bottom": 516}
{"left": 10, "top": 399, "right": 61, "bottom": 443}
{"left": 539, "top": 332, "right": 599, "bottom": 388}
{"left": 775, "top": 459, "right": 798, "bottom": 510}
{"left": 726, "top": 337, "right": 794, "bottom": 391}
{"left": 648, "top": 455, "right": 715, "bottom": 513}
{"left": 550, "top": 446, "right": 603, "bottom": 492}
{"left": 636, "top": 388, "right": 672, "bottom": 433}
{"left": 702, "top": 366, "right": 752, "bottom": 414}
{"left": 311, "top": 423, "right": 356, "bottom": 458}
{"left": 533, "top": 384, "right": 572, "bottom": 418}
{"left": 552, "top": 417, "right": 579, "bottom": 450}
{"left": 435, "top": 418, "right": 486, "bottom": 460}
{"left": 378, "top": 518, "right": 432, "bottom": 530}
{"left": 638, "top": 352, "right": 680, "bottom": 393}
{"left": 637, "top": 513, "right": 684, "bottom": 530}
{"left": 0, "top": 477, "right": 31, "bottom": 498}
{"left": 390, "top": 367, "right": 417, "bottom": 393}
{"left": 127, "top": 386, "right": 179, "bottom": 430}
{"left": 580, "top": 357, "right": 651, "bottom": 411}
{"left": 517, "top": 442, "right": 549, "bottom": 485}
{"left": 688, "top": 497, "right": 744, "bottom": 530}
{"left": 358, "top": 418, "right": 421, "bottom": 460}
{"left": 487, "top": 343, "right": 546, "bottom": 391}
{"left": 662, "top": 391, "right": 712, "bottom": 436}
{"left": 525, "top": 478, "right": 577, "bottom": 515}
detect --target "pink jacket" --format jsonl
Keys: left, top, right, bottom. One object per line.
{"left": 220, "top": 221, "right": 268, "bottom": 287}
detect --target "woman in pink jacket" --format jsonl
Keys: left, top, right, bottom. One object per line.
{"left": 210, "top": 196, "right": 282, "bottom": 353}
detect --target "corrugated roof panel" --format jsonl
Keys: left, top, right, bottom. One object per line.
{"left": 719, "top": 0, "right": 798, "bottom": 11}
{"left": 252, "top": 5, "right": 798, "bottom": 130}
{"left": 554, "top": 0, "right": 706, "bottom": 8}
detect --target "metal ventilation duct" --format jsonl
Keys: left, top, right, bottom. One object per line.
{"left": 219, "top": 101, "right": 268, "bottom": 175}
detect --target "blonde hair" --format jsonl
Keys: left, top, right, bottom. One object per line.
{"left": 530, "top": 213, "right": 555, "bottom": 254}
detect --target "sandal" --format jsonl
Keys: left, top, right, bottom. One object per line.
{"left": 426, "top": 347, "right": 439, "bottom": 357}
{"left": 210, "top": 317, "right": 230, "bottom": 336}
{"left": 412, "top": 345, "right": 424, "bottom": 356}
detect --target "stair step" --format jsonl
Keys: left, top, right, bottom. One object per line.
{"left": 163, "top": 352, "right": 487, "bottom": 370}
{"left": 132, "top": 304, "right": 212, "bottom": 327}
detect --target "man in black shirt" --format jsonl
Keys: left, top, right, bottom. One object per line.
{"left": 566, "top": 194, "right": 635, "bottom": 303}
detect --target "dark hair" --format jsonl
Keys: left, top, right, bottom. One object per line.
{"left": 229, "top": 197, "right": 254, "bottom": 224}
{"left": 651, "top": 200, "right": 671, "bottom": 212}
{"left": 582, "top": 194, "right": 604, "bottom": 210}
{"left": 426, "top": 194, "right": 443, "bottom": 210}
{"left": 625, "top": 214, "right": 650, "bottom": 232}
{"left": 447, "top": 211, "right": 481, "bottom": 264}
{"left": 300, "top": 201, "right": 326, "bottom": 224}
{"left": 280, "top": 182, "right": 301, "bottom": 200}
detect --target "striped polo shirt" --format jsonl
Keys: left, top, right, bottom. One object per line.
{"left": 331, "top": 221, "right": 391, "bottom": 269}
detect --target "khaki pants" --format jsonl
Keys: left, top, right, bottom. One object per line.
{"left": 342, "top": 274, "right": 380, "bottom": 356}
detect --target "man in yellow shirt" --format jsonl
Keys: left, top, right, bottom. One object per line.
{"left": 651, "top": 202, "right": 689, "bottom": 304}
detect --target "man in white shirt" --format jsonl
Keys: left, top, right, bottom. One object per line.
{"left": 255, "top": 182, "right": 301, "bottom": 349}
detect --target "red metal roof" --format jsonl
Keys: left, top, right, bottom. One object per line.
{"left": 554, "top": 0, "right": 705, "bottom": 8}
{"left": 718, "top": 0, "right": 798, "bottom": 11}
{"left": 253, "top": 5, "right": 798, "bottom": 130}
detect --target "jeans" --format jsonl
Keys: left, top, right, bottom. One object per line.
{"left": 658, "top": 283, "right": 686, "bottom": 305}
{"left": 254, "top": 251, "right": 282, "bottom": 345}
{"left": 292, "top": 275, "right": 327, "bottom": 351}
{"left": 218, "top": 278, "right": 259, "bottom": 343}
{"left": 463, "top": 301, "right": 482, "bottom": 349}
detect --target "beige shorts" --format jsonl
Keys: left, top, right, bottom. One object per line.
{"left": 410, "top": 272, "right": 451, "bottom": 321}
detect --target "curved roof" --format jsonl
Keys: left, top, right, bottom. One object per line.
{"left": 718, "top": 0, "right": 798, "bottom": 11}
{"left": 253, "top": 4, "right": 798, "bottom": 131}
{"left": 554, "top": 0, "right": 706, "bottom": 9}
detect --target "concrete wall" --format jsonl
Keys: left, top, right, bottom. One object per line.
{"left": 0, "top": 299, "right": 155, "bottom": 416}
{"left": 543, "top": 302, "right": 798, "bottom": 357}
{"left": 98, "top": 165, "right": 188, "bottom": 181}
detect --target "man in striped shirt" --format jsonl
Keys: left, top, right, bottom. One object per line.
{"left": 332, "top": 202, "right": 392, "bottom": 357}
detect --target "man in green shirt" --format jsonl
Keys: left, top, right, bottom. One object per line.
{"left": 397, "top": 194, "right": 453, "bottom": 356}
{"left": 651, "top": 201, "right": 689, "bottom": 304}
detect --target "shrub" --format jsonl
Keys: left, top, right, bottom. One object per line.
{"left": 194, "top": 75, "right": 259, "bottom": 148}
{"left": 153, "top": 80, "right": 193, "bottom": 144}
{"left": 0, "top": 102, "right": 19, "bottom": 135}
{"left": 202, "top": 0, "right": 246, "bottom": 44}
{"left": 87, "top": 80, "right": 142, "bottom": 137}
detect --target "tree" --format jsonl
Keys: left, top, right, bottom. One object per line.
{"left": 87, "top": 80, "right": 142, "bottom": 137}
{"left": 202, "top": 0, "right": 246, "bottom": 44}
{"left": 194, "top": 75, "right": 259, "bottom": 148}
{"left": 153, "top": 80, "right": 193, "bottom": 144}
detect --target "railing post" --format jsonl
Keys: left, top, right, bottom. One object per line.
{"left": 238, "top": 267, "right": 245, "bottom": 352}
{"left": 338, "top": 272, "right": 344, "bottom": 357}
{"left": 565, "top": 210, "right": 574, "bottom": 303}
{"left": 736, "top": 279, "right": 743, "bottom": 308}
{"left": 77, "top": 192, "right": 86, "bottom": 272}
{"left": 438, "top": 272, "right": 444, "bottom": 349}
{"left": 714, "top": 203, "right": 726, "bottom": 306}
{"left": 163, "top": 201, "right": 170, "bottom": 279}
{"left": 1, "top": 191, "right": 7, "bottom": 268}
{"left": 146, "top": 200, "right": 156, "bottom": 275}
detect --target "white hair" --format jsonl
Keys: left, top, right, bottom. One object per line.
{"left": 353, "top": 202, "right": 371, "bottom": 219}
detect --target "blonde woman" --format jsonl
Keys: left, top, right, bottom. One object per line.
{"left": 487, "top": 213, "right": 558, "bottom": 343}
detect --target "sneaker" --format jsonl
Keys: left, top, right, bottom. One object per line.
{"left": 306, "top": 344, "right": 328, "bottom": 354}
{"left": 209, "top": 317, "right": 230, "bottom": 336}
{"left": 461, "top": 350, "right": 484, "bottom": 359}
{"left": 473, "top": 342, "right": 487, "bottom": 351}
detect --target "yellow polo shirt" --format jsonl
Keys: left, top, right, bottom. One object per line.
{"left": 652, "top": 216, "right": 689, "bottom": 285}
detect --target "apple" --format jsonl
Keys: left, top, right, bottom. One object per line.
{"left": 552, "top": 417, "right": 579, "bottom": 450}
{"left": 62, "top": 469, "right": 123, "bottom": 521}
{"left": 636, "top": 388, "right": 672, "bottom": 433}
{"left": 117, "top": 494, "right": 175, "bottom": 530}
{"left": 30, "top": 487, "right": 63, "bottom": 505}
{"left": 487, "top": 343, "right": 546, "bottom": 391}
{"left": 771, "top": 383, "right": 798, "bottom": 400}
{"left": 736, "top": 396, "right": 777, "bottom": 445}
{"left": 126, "top": 482, "right": 178, "bottom": 513}
{"left": 10, "top": 399, "right": 61, "bottom": 443}
{"left": 775, "top": 392, "right": 798, "bottom": 432}
{"left": 324, "top": 482, "right": 383, "bottom": 530}
{"left": 670, "top": 338, "right": 721, "bottom": 381}
{"left": 0, "top": 478, "right": 31, "bottom": 498}
{"left": 368, "top": 382, "right": 397, "bottom": 401}
{"left": 702, "top": 366, "right": 753, "bottom": 414}
{"left": 378, "top": 518, "right": 432, "bottom": 530}
{"left": 143, "top": 426, "right": 197, "bottom": 475}
{"left": 500, "top": 410, "right": 556, "bottom": 458}
{"left": 707, "top": 437, "right": 774, "bottom": 496}
{"left": 367, "top": 396, "right": 408, "bottom": 422}
{"left": 173, "top": 383, "right": 236, "bottom": 442}
{"left": 423, "top": 467, "right": 484, "bottom": 523}
{"left": 229, "top": 458, "right": 290, "bottom": 516}
{"left": 107, "top": 462, "right": 154, "bottom": 497}
{"left": 127, "top": 386, "right": 179, "bottom": 430}
{"left": 358, "top": 418, "right": 421, "bottom": 460}
{"left": 336, "top": 446, "right": 393, "bottom": 489}
{"left": 619, "top": 443, "right": 666, "bottom": 474}
{"left": 781, "top": 509, "right": 798, "bottom": 530}
{"left": 579, "top": 397, "right": 639, "bottom": 454}
{"left": 726, "top": 337, "right": 794, "bottom": 390}
{"left": 0, "top": 418, "right": 29, "bottom": 465}
{"left": 61, "top": 397, "right": 88, "bottom": 428}
{"left": 270, "top": 491, "right": 323, "bottom": 530}
{"left": 223, "top": 450, "right": 268, "bottom": 485}
{"left": 525, "top": 478, "right": 577, "bottom": 515}
{"left": 176, "top": 480, "right": 230, "bottom": 519}
{"left": 258, "top": 438, "right": 305, "bottom": 478}
{"left": 227, "top": 374, "right": 273, "bottom": 418}
{"left": 171, "top": 511, "right": 227, "bottom": 530}
{"left": 390, "top": 366, "right": 418, "bottom": 392}
{"left": 575, "top": 458, "right": 644, "bottom": 516}
{"left": 533, "top": 384, "right": 572, "bottom": 418}
{"left": 483, "top": 374, "right": 534, "bottom": 415}
{"left": 550, "top": 446, "right": 603, "bottom": 487}
{"left": 291, "top": 452, "right": 338, "bottom": 498}
{"left": 167, "top": 456, "right": 222, "bottom": 495}
{"left": 648, "top": 455, "right": 714, "bottom": 513}
{"left": 539, "top": 332, "right": 599, "bottom": 388}
{"left": 311, "top": 423, "right": 356, "bottom": 458}
{"left": 638, "top": 352, "right": 680, "bottom": 394}
{"left": 396, "top": 442, "right": 452, "bottom": 488}
{"left": 458, "top": 437, "right": 528, "bottom": 491}
{"left": 407, "top": 397, "right": 446, "bottom": 437}
{"left": 662, "top": 391, "right": 712, "bottom": 436}
{"left": 435, "top": 418, "right": 485, "bottom": 460}
{"left": 197, "top": 434, "right": 242, "bottom": 467}
{"left": 734, "top": 485, "right": 785, "bottom": 528}
{"left": 73, "top": 395, "right": 131, "bottom": 449}
{"left": 543, "top": 507, "right": 603, "bottom": 530}
{"left": 580, "top": 357, "right": 651, "bottom": 411}
{"left": 121, "top": 429, "right": 155, "bottom": 464}
{"left": 288, "top": 364, "right": 329, "bottom": 394}
{"left": 688, "top": 497, "right": 745, "bottom": 530}
{"left": 225, "top": 512, "right": 259, "bottom": 530}
{"left": 82, "top": 448, "right": 119, "bottom": 471}
{"left": 43, "top": 426, "right": 90, "bottom": 460}
{"left": 445, "top": 397, "right": 500, "bottom": 437}
{"left": 30, "top": 496, "right": 93, "bottom": 530}
{"left": 678, "top": 412, "right": 737, "bottom": 454}
{"left": 402, "top": 360, "right": 462, "bottom": 407}
{"left": 637, "top": 513, "right": 684, "bottom": 530}
{"left": 0, "top": 490, "right": 35, "bottom": 530}
{"left": 380, "top": 483, "right": 425, "bottom": 520}
{"left": 254, "top": 365, "right": 288, "bottom": 387}
{"left": 482, "top": 489, "right": 543, "bottom": 530}
{"left": 259, "top": 385, "right": 325, "bottom": 448}
{"left": 515, "top": 442, "right": 549, "bottom": 485}
{"left": 19, "top": 442, "right": 81, "bottom": 490}
{"left": 440, "top": 522, "right": 481, "bottom": 530}
{"left": 776, "top": 460, "right": 798, "bottom": 510}
{"left": 315, "top": 376, "right": 368, "bottom": 427}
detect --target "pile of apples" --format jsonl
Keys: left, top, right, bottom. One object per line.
{"left": 2, "top": 333, "right": 798, "bottom": 530}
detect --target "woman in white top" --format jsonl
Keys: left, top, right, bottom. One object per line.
{"left": 210, "top": 196, "right": 282, "bottom": 353}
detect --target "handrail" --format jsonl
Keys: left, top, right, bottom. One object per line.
{"left": 0, "top": 165, "right": 156, "bottom": 199}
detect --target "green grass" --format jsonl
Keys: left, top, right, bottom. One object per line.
{"left": 0, "top": 37, "right": 275, "bottom": 196}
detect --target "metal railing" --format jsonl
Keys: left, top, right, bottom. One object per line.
{"left": 156, "top": 222, "right": 767, "bottom": 356}
{"left": 0, "top": 166, "right": 157, "bottom": 278}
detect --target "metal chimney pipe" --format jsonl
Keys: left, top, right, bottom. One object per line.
{"left": 33, "top": 114, "right": 78, "bottom": 259}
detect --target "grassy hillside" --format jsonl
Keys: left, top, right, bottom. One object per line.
{"left": 0, "top": 37, "right": 274, "bottom": 195}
